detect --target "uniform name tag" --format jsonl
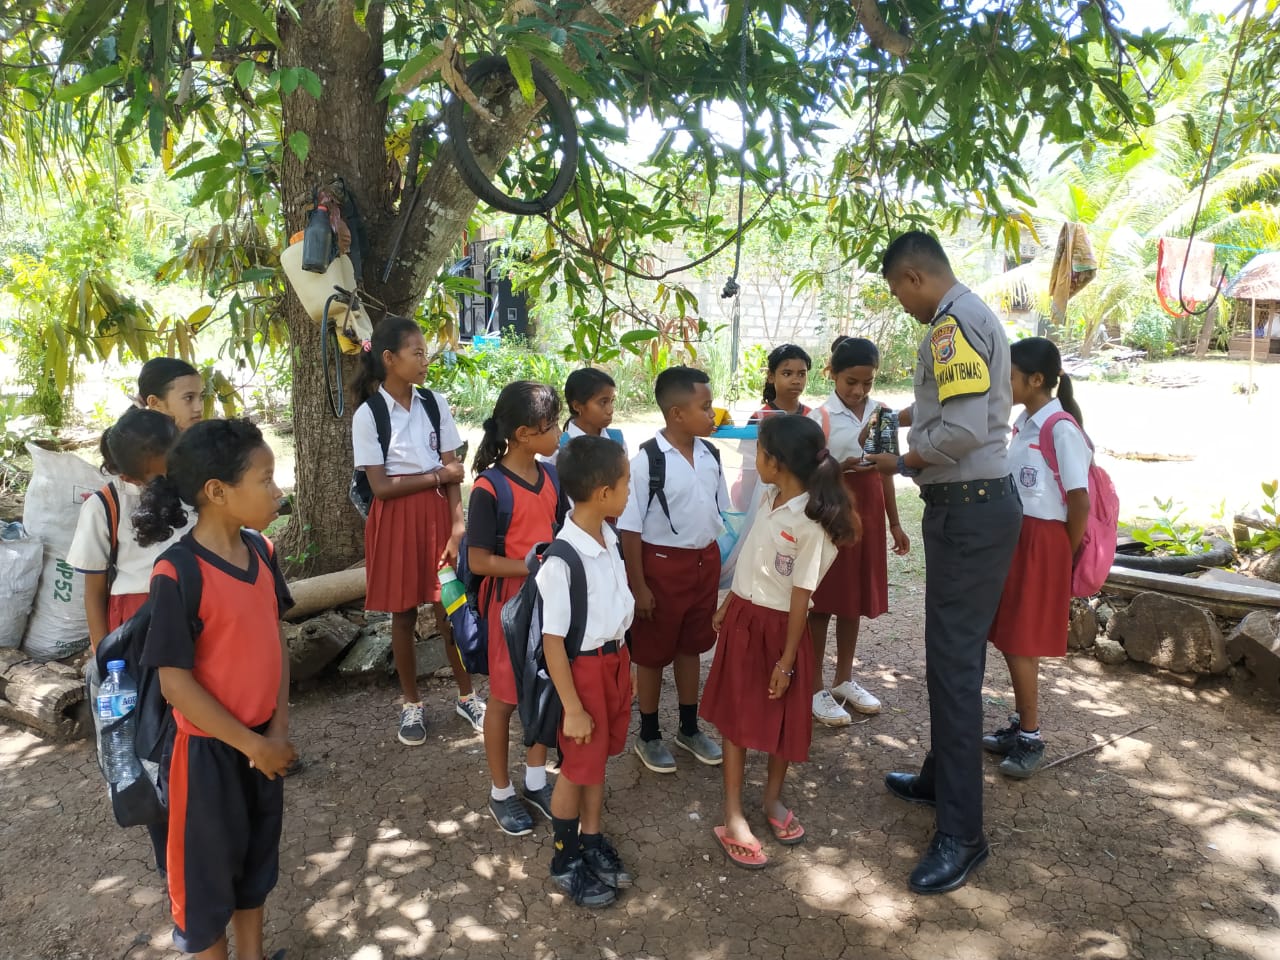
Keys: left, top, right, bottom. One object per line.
{"left": 930, "top": 316, "right": 991, "bottom": 402}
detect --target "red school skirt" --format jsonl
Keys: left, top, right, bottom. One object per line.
{"left": 482, "top": 575, "right": 524, "bottom": 705}
{"left": 108, "top": 593, "right": 148, "bottom": 631}
{"left": 365, "top": 487, "right": 451, "bottom": 613}
{"left": 989, "top": 516, "right": 1072, "bottom": 658}
{"left": 699, "top": 595, "right": 815, "bottom": 763}
{"left": 810, "top": 470, "right": 888, "bottom": 621}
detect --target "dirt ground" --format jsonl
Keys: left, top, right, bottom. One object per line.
{"left": 3, "top": 501, "right": 1279, "bottom": 959}
{"left": 2, "top": 357, "right": 1279, "bottom": 959}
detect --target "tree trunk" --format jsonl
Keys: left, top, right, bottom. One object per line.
{"left": 273, "top": 0, "right": 656, "bottom": 574}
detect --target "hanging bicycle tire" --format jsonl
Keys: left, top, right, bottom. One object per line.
{"left": 321, "top": 294, "right": 345, "bottom": 418}
{"left": 445, "top": 55, "right": 579, "bottom": 216}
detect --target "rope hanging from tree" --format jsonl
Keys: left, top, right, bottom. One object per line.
{"left": 722, "top": 7, "right": 751, "bottom": 375}
{"left": 1176, "top": 0, "right": 1254, "bottom": 317}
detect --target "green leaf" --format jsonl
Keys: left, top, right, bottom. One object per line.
{"left": 234, "top": 59, "right": 257, "bottom": 88}
{"left": 148, "top": 101, "right": 165, "bottom": 156}
{"left": 297, "top": 68, "right": 322, "bottom": 100}
{"left": 224, "top": 0, "right": 282, "bottom": 47}
{"left": 288, "top": 130, "right": 310, "bottom": 165}
{"left": 620, "top": 329, "right": 659, "bottom": 352}
{"left": 506, "top": 47, "right": 536, "bottom": 104}
{"left": 189, "top": 0, "right": 218, "bottom": 58}
{"left": 171, "top": 153, "right": 233, "bottom": 179}
{"left": 54, "top": 63, "right": 122, "bottom": 100}
{"left": 58, "top": 0, "right": 119, "bottom": 64}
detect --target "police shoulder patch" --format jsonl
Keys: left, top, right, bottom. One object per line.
{"left": 930, "top": 316, "right": 991, "bottom": 402}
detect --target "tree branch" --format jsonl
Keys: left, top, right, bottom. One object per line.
{"left": 855, "top": 0, "right": 913, "bottom": 58}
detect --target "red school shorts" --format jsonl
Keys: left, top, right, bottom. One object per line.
{"left": 628, "top": 542, "right": 720, "bottom": 669}
{"left": 559, "top": 644, "right": 632, "bottom": 786}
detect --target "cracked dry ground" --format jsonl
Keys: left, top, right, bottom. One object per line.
{"left": 3, "top": 583, "right": 1278, "bottom": 960}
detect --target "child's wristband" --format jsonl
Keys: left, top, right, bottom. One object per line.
{"left": 774, "top": 660, "right": 794, "bottom": 677}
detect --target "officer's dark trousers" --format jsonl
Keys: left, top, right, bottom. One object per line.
{"left": 918, "top": 489, "right": 1022, "bottom": 840}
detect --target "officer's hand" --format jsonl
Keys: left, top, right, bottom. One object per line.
{"left": 863, "top": 453, "right": 898, "bottom": 475}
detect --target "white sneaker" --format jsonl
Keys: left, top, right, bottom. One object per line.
{"left": 832, "top": 679, "right": 882, "bottom": 715}
{"left": 812, "top": 690, "right": 853, "bottom": 726}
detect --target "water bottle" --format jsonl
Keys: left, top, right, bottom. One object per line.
{"left": 98, "top": 660, "right": 142, "bottom": 788}
{"left": 438, "top": 566, "right": 467, "bottom": 617}
{"left": 301, "top": 204, "right": 333, "bottom": 272}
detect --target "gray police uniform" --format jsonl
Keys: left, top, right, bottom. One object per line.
{"left": 907, "top": 281, "right": 1022, "bottom": 841}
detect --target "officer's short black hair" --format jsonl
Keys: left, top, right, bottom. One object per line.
{"left": 881, "top": 231, "right": 952, "bottom": 278}
{"left": 654, "top": 365, "right": 710, "bottom": 414}
{"left": 558, "top": 435, "right": 627, "bottom": 503}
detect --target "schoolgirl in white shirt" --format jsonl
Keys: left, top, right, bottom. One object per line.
{"left": 985, "top": 337, "right": 1092, "bottom": 779}
{"left": 700, "top": 414, "right": 856, "bottom": 869}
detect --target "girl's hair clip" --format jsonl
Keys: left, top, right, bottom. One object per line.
{"left": 816, "top": 446, "right": 830, "bottom": 463}
{"left": 361, "top": 339, "right": 373, "bottom": 352}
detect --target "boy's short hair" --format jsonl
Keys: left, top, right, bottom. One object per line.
{"left": 558, "top": 435, "right": 628, "bottom": 503}
{"left": 654, "top": 365, "right": 710, "bottom": 415}
{"left": 881, "top": 231, "right": 951, "bottom": 278}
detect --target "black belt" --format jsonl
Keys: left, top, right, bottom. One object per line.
{"left": 920, "top": 475, "right": 1016, "bottom": 507}
{"left": 577, "top": 639, "right": 623, "bottom": 657}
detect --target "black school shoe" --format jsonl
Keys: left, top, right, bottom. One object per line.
{"left": 884, "top": 771, "right": 936, "bottom": 806}
{"left": 582, "top": 836, "right": 633, "bottom": 888}
{"left": 908, "top": 831, "right": 990, "bottom": 894}
{"left": 982, "top": 714, "right": 1021, "bottom": 756}
{"left": 550, "top": 857, "right": 617, "bottom": 908}
{"left": 998, "top": 735, "right": 1046, "bottom": 779}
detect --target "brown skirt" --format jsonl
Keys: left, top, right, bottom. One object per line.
{"left": 989, "top": 517, "right": 1072, "bottom": 658}
{"left": 699, "top": 595, "right": 814, "bottom": 763}
{"left": 364, "top": 487, "right": 451, "bottom": 613}
{"left": 810, "top": 469, "right": 888, "bottom": 620}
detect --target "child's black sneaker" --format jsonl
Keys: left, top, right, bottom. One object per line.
{"left": 398, "top": 702, "right": 427, "bottom": 746}
{"left": 981, "top": 714, "right": 1020, "bottom": 756}
{"left": 998, "top": 735, "right": 1046, "bottom": 779}
{"left": 582, "top": 836, "right": 632, "bottom": 889}
{"left": 550, "top": 857, "right": 617, "bottom": 908}
{"left": 521, "top": 782, "right": 555, "bottom": 821}
{"left": 488, "top": 794, "right": 534, "bottom": 836}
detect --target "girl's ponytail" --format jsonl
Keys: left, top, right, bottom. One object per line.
{"left": 134, "top": 475, "right": 190, "bottom": 547}
{"left": 1057, "top": 372, "right": 1084, "bottom": 427}
{"left": 472, "top": 380, "right": 562, "bottom": 474}
{"left": 805, "top": 453, "right": 859, "bottom": 546}
{"left": 757, "top": 415, "right": 858, "bottom": 546}
{"left": 472, "top": 416, "right": 507, "bottom": 474}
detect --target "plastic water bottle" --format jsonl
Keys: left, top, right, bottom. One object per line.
{"left": 98, "top": 660, "right": 142, "bottom": 788}
{"left": 438, "top": 566, "right": 467, "bottom": 617}
{"left": 301, "top": 204, "right": 333, "bottom": 272}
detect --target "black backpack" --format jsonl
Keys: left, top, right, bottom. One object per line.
{"left": 349, "top": 387, "right": 443, "bottom": 518}
{"left": 500, "top": 540, "right": 589, "bottom": 748}
{"left": 86, "top": 535, "right": 272, "bottom": 828}
{"left": 639, "top": 436, "right": 722, "bottom": 535}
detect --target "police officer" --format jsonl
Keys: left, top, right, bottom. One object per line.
{"left": 862, "top": 231, "right": 1022, "bottom": 894}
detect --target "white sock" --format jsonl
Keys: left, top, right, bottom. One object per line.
{"left": 1019, "top": 727, "right": 1043, "bottom": 741}
{"left": 491, "top": 783, "right": 516, "bottom": 801}
{"left": 525, "top": 765, "right": 548, "bottom": 791}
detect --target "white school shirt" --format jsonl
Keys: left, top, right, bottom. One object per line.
{"left": 730, "top": 486, "right": 839, "bottom": 613}
{"left": 67, "top": 480, "right": 195, "bottom": 596}
{"left": 535, "top": 518, "right": 635, "bottom": 652}
{"left": 617, "top": 430, "right": 729, "bottom": 550}
{"left": 1009, "top": 398, "right": 1092, "bottom": 523}
{"left": 809, "top": 394, "right": 883, "bottom": 462}
{"left": 548, "top": 420, "right": 628, "bottom": 466}
{"left": 351, "top": 386, "right": 462, "bottom": 475}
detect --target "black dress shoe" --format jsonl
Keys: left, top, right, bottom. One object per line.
{"left": 884, "top": 771, "right": 936, "bottom": 806}
{"left": 908, "top": 831, "right": 990, "bottom": 894}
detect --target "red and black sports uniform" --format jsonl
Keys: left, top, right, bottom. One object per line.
{"left": 141, "top": 532, "right": 293, "bottom": 955}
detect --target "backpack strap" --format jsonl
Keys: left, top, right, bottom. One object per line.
{"left": 94, "top": 482, "right": 121, "bottom": 581}
{"left": 640, "top": 438, "right": 675, "bottom": 533}
{"left": 415, "top": 387, "right": 443, "bottom": 451}
{"left": 479, "top": 468, "right": 516, "bottom": 560}
{"left": 158, "top": 543, "right": 205, "bottom": 636}
{"left": 1037, "top": 411, "right": 1092, "bottom": 504}
{"left": 366, "top": 392, "right": 392, "bottom": 462}
{"left": 542, "top": 539, "right": 589, "bottom": 659}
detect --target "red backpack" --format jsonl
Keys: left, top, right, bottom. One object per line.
{"left": 1037, "top": 412, "right": 1119, "bottom": 597}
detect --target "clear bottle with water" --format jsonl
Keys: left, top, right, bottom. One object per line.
{"left": 98, "top": 659, "right": 142, "bottom": 788}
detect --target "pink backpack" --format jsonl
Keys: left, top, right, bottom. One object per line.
{"left": 1037, "top": 412, "right": 1119, "bottom": 597}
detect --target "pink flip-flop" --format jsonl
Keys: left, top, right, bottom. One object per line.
{"left": 767, "top": 810, "right": 806, "bottom": 846}
{"left": 714, "top": 825, "right": 769, "bottom": 869}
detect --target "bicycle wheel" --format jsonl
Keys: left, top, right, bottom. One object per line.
{"left": 321, "top": 295, "right": 345, "bottom": 418}
{"left": 445, "top": 54, "right": 579, "bottom": 216}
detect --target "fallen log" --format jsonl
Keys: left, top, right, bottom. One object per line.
{"left": 285, "top": 567, "right": 367, "bottom": 622}
{"left": 1104, "top": 566, "right": 1280, "bottom": 619}
{"left": 0, "top": 648, "right": 91, "bottom": 740}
